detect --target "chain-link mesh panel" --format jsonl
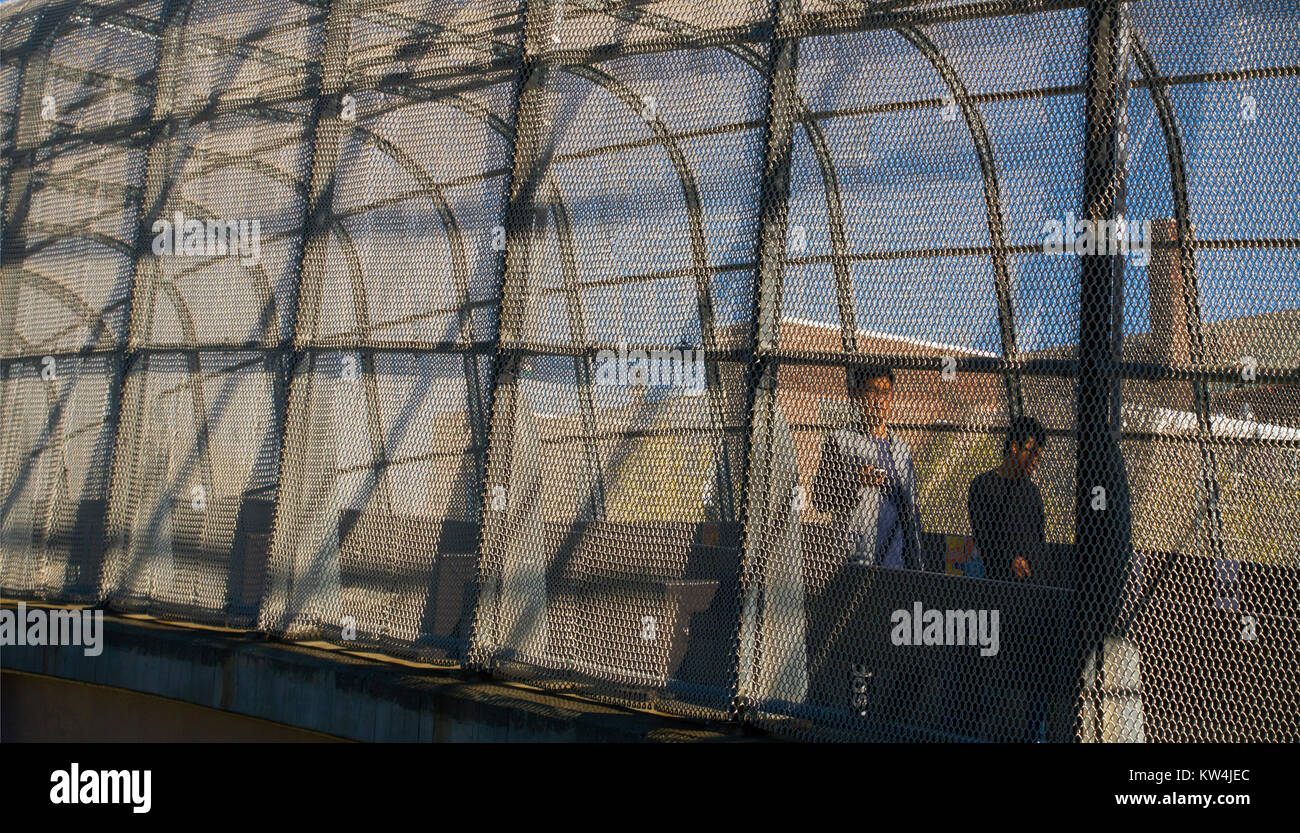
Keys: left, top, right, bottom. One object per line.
{"left": 0, "top": 354, "right": 118, "bottom": 601}
{"left": 738, "top": 2, "right": 1091, "bottom": 741}
{"left": 468, "top": 21, "right": 769, "bottom": 713}
{"left": 5, "top": 5, "right": 160, "bottom": 357}
{"left": 85, "top": 0, "right": 324, "bottom": 625}
{"left": 0, "top": 5, "right": 46, "bottom": 289}
{"left": 544, "top": 0, "right": 768, "bottom": 57}
{"left": 1109, "top": 0, "right": 1300, "bottom": 742}
{"left": 131, "top": 0, "right": 322, "bottom": 349}
{"left": 102, "top": 350, "right": 283, "bottom": 624}
{"left": 2, "top": 1, "right": 141, "bottom": 359}
{"left": 257, "top": 0, "right": 524, "bottom": 661}
{"left": 260, "top": 350, "right": 497, "bottom": 658}
{"left": 1, "top": 0, "right": 1298, "bottom": 742}
{"left": 0, "top": 1, "right": 160, "bottom": 606}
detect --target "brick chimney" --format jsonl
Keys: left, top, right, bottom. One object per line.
{"left": 1147, "top": 217, "right": 1191, "bottom": 369}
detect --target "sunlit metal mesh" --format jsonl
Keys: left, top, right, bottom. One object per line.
{"left": 103, "top": 350, "right": 284, "bottom": 624}
{"left": 257, "top": 0, "right": 521, "bottom": 659}
{"left": 1, "top": 0, "right": 1297, "bottom": 740}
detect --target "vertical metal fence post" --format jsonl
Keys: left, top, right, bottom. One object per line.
{"left": 0, "top": 0, "right": 131, "bottom": 602}
{"left": 465, "top": 0, "right": 551, "bottom": 671}
{"left": 122, "top": 0, "right": 195, "bottom": 356}
{"left": 0, "top": 1, "right": 74, "bottom": 600}
{"left": 98, "top": 0, "right": 193, "bottom": 602}
{"left": 734, "top": 0, "right": 800, "bottom": 718}
{"left": 1074, "top": 0, "right": 1135, "bottom": 743}
{"left": 255, "top": 0, "right": 350, "bottom": 630}
{"left": 282, "top": 0, "right": 351, "bottom": 357}
{"left": 100, "top": 0, "right": 192, "bottom": 605}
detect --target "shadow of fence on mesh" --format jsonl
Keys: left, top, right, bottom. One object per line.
{"left": 2, "top": 0, "right": 1298, "bottom": 741}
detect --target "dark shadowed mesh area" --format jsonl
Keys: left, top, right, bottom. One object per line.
{"left": 0, "top": 0, "right": 1297, "bottom": 741}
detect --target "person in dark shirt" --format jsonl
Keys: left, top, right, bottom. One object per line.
{"left": 967, "top": 416, "right": 1050, "bottom": 741}
{"left": 968, "top": 417, "right": 1046, "bottom": 583}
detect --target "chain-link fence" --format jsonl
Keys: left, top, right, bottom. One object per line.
{"left": 1, "top": 0, "right": 1297, "bottom": 741}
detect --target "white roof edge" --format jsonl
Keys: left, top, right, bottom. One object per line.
{"left": 780, "top": 316, "right": 1001, "bottom": 358}
{"left": 1124, "top": 403, "right": 1300, "bottom": 442}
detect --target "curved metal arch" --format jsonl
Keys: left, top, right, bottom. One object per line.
{"left": 349, "top": 31, "right": 722, "bottom": 356}
{"left": 144, "top": 194, "right": 289, "bottom": 344}
{"left": 122, "top": 118, "right": 329, "bottom": 350}
{"left": 22, "top": 218, "right": 136, "bottom": 259}
{"left": 268, "top": 21, "right": 524, "bottom": 546}
{"left": 2, "top": 0, "right": 91, "bottom": 319}
{"left": 3, "top": 0, "right": 142, "bottom": 183}
{"left": 333, "top": 83, "right": 602, "bottom": 527}
{"left": 319, "top": 216, "right": 399, "bottom": 515}
{"left": 172, "top": 143, "right": 310, "bottom": 199}
{"left": 298, "top": 84, "right": 535, "bottom": 516}
{"left": 547, "top": 180, "right": 606, "bottom": 520}
{"left": 604, "top": 0, "right": 1022, "bottom": 418}
{"left": 0, "top": 0, "right": 124, "bottom": 596}
{"left": 556, "top": 61, "right": 744, "bottom": 520}
{"left": 282, "top": 117, "right": 484, "bottom": 517}
{"left": 351, "top": 101, "right": 510, "bottom": 476}
{"left": 105, "top": 0, "right": 224, "bottom": 605}
{"left": 880, "top": 17, "right": 1019, "bottom": 408}
{"left": 308, "top": 215, "right": 497, "bottom": 527}
{"left": 348, "top": 46, "right": 742, "bottom": 522}
{"left": 343, "top": 125, "right": 475, "bottom": 335}
{"left": 21, "top": 62, "right": 156, "bottom": 138}
{"left": 340, "top": 4, "right": 518, "bottom": 81}
{"left": 1128, "top": 33, "right": 1227, "bottom": 567}
{"left": 548, "top": 5, "right": 1020, "bottom": 522}
{"left": 9, "top": 264, "right": 117, "bottom": 345}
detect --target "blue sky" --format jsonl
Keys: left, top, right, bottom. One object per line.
{"left": 522, "top": 2, "right": 1300, "bottom": 359}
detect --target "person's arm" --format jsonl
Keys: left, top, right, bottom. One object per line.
{"left": 902, "top": 447, "right": 927, "bottom": 571}
{"left": 1034, "top": 484, "right": 1046, "bottom": 546}
{"left": 810, "top": 433, "right": 852, "bottom": 518}
{"left": 1008, "top": 483, "right": 1044, "bottom": 580}
{"left": 966, "top": 477, "right": 982, "bottom": 568}
{"left": 1028, "top": 482, "right": 1046, "bottom": 582}
{"left": 968, "top": 474, "right": 997, "bottom": 579}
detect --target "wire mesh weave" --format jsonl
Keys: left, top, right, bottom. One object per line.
{"left": 1, "top": 0, "right": 1297, "bottom": 740}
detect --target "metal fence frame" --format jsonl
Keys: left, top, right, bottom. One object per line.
{"left": 2, "top": 0, "right": 1297, "bottom": 741}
